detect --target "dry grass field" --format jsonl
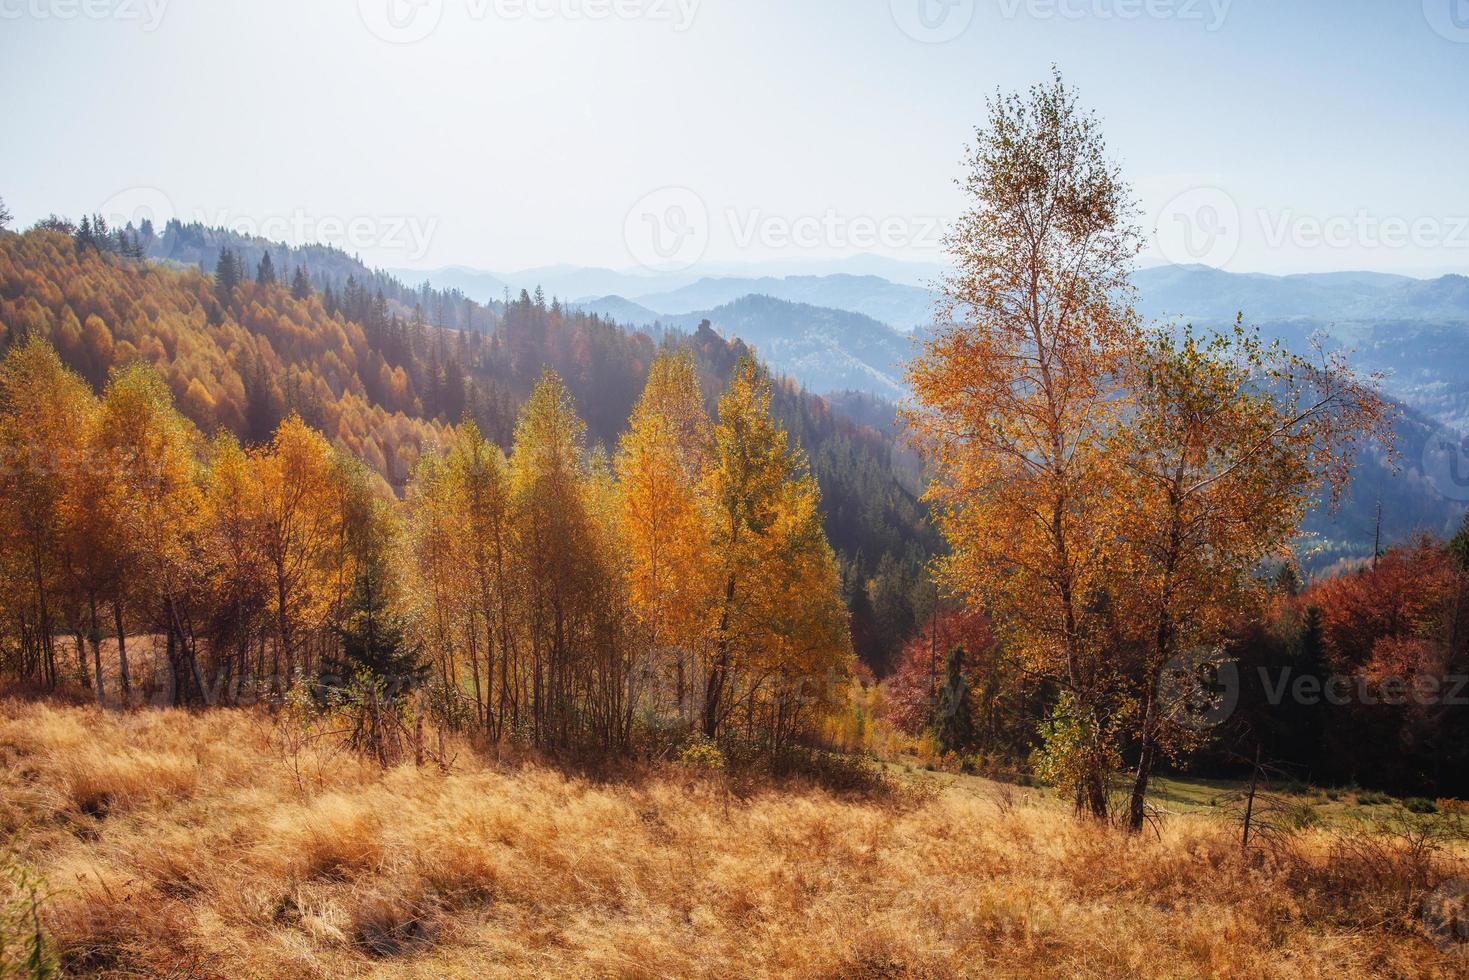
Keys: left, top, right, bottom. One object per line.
{"left": 2, "top": 700, "right": 1467, "bottom": 978}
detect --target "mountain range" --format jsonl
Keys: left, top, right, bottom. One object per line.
{"left": 85, "top": 215, "right": 1469, "bottom": 567}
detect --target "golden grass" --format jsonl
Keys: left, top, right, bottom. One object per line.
{"left": 1, "top": 700, "right": 1465, "bottom": 978}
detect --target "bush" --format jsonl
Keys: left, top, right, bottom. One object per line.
{"left": 1, "top": 850, "right": 56, "bottom": 979}
{"left": 1403, "top": 797, "right": 1438, "bottom": 815}
{"left": 678, "top": 737, "right": 726, "bottom": 773}
{"left": 1356, "top": 790, "right": 1392, "bottom": 806}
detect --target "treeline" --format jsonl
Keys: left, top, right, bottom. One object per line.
{"left": 879, "top": 526, "right": 1469, "bottom": 799}
{"left": 0, "top": 338, "right": 853, "bottom": 754}
{"left": 1222, "top": 533, "right": 1469, "bottom": 797}
{"left": 0, "top": 223, "right": 936, "bottom": 671}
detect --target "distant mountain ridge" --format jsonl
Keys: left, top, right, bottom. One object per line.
{"left": 576, "top": 294, "right": 914, "bottom": 398}
{"left": 628, "top": 274, "right": 937, "bottom": 331}
{"left": 1133, "top": 265, "right": 1469, "bottom": 323}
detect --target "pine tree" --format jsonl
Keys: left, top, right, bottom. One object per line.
{"left": 934, "top": 645, "right": 978, "bottom": 753}
{"left": 325, "top": 547, "right": 423, "bottom": 694}
{"left": 214, "top": 247, "right": 240, "bottom": 305}
{"left": 291, "top": 265, "right": 311, "bottom": 300}
{"left": 255, "top": 251, "right": 276, "bottom": 286}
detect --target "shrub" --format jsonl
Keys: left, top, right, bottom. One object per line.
{"left": 1, "top": 850, "right": 56, "bottom": 979}
{"left": 1356, "top": 790, "right": 1392, "bottom": 806}
{"left": 678, "top": 737, "right": 725, "bottom": 773}
{"left": 1403, "top": 797, "right": 1438, "bottom": 815}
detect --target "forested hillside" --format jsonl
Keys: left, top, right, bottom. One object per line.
{"left": 0, "top": 223, "right": 936, "bottom": 672}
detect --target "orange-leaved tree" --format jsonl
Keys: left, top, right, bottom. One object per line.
{"left": 906, "top": 71, "right": 1139, "bottom": 818}
{"left": 1111, "top": 322, "right": 1390, "bottom": 832}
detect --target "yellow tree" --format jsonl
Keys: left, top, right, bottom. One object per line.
{"left": 252, "top": 415, "right": 344, "bottom": 688}
{"left": 1112, "top": 323, "right": 1390, "bottom": 831}
{"left": 0, "top": 340, "right": 97, "bottom": 689}
{"left": 200, "top": 433, "right": 270, "bottom": 701}
{"left": 906, "top": 72, "right": 1139, "bottom": 818}
{"left": 616, "top": 349, "right": 713, "bottom": 721}
{"left": 406, "top": 421, "right": 517, "bottom": 736}
{"left": 736, "top": 457, "right": 854, "bottom": 750}
{"left": 60, "top": 396, "right": 121, "bottom": 702}
{"left": 94, "top": 363, "right": 208, "bottom": 705}
{"left": 701, "top": 355, "right": 853, "bottom": 740}
{"left": 510, "top": 370, "right": 597, "bottom": 746}
{"left": 447, "top": 422, "right": 517, "bottom": 738}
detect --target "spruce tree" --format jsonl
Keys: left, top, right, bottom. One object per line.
{"left": 934, "top": 644, "right": 978, "bottom": 754}
{"left": 255, "top": 250, "right": 276, "bottom": 286}
{"left": 214, "top": 247, "right": 240, "bottom": 305}
{"left": 290, "top": 265, "right": 311, "bottom": 300}
{"left": 324, "top": 548, "right": 424, "bottom": 696}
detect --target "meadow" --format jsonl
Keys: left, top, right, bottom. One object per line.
{"left": 3, "top": 700, "right": 1466, "bottom": 979}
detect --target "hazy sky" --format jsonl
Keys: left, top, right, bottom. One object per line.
{"left": 3, "top": 0, "right": 1468, "bottom": 276}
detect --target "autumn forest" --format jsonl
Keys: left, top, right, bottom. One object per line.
{"left": 3, "top": 71, "right": 1469, "bottom": 977}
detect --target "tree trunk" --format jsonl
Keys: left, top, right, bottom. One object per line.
{"left": 113, "top": 602, "right": 131, "bottom": 699}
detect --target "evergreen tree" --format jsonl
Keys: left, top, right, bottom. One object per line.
{"left": 1451, "top": 511, "right": 1469, "bottom": 572}
{"left": 255, "top": 250, "right": 276, "bottom": 286}
{"left": 325, "top": 549, "right": 423, "bottom": 694}
{"left": 214, "top": 247, "right": 240, "bottom": 305}
{"left": 290, "top": 265, "right": 311, "bottom": 300}
{"left": 934, "top": 644, "right": 978, "bottom": 753}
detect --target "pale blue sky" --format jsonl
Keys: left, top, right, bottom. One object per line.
{"left": 3, "top": 0, "right": 1467, "bottom": 276}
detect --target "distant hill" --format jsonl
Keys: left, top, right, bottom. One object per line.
{"left": 1133, "top": 265, "right": 1469, "bottom": 323}
{"left": 630, "top": 274, "right": 937, "bottom": 331}
{"left": 659, "top": 296, "right": 913, "bottom": 398}
{"left": 1131, "top": 264, "right": 1469, "bottom": 432}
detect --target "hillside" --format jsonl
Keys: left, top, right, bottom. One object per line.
{"left": 0, "top": 225, "right": 936, "bottom": 671}
{"left": 582, "top": 295, "right": 914, "bottom": 399}
{"left": 1, "top": 701, "right": 1459, "bottom": 977}
{"left": 629, "top": 274, "right": 937, "bottom": 332}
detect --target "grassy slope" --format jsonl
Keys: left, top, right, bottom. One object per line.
{"left": 1, "top": 703, "right": 1465, "bottom": 978}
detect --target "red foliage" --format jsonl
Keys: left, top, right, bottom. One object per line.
{"left": 882, "top": 606, "right": 993, "bottom": 735}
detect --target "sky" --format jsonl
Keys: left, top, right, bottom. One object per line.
{"left": 3, "top": 0, "right": 1468, "bottom": 277}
